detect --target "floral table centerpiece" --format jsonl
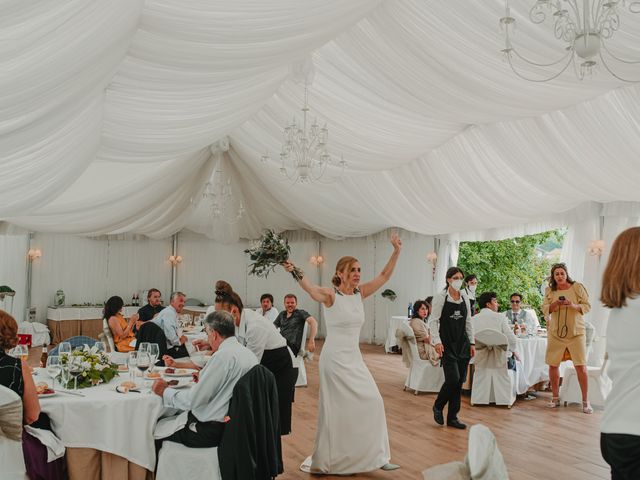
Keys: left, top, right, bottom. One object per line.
{"left": 60, "top": 345, "right": 119, "bottom": 388}
{"left": 245, "top": 229, "right": 303, "bottom": 280}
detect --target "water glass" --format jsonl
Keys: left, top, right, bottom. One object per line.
{"left": 58, "top": 342, "right": 72, "bottom": 357}
{"left": 148, "top": 344, "right": 159, "bottom": 370}
{"left": 60, "top": 364, "right": 71, "bottom": 389}
{"left": 10, "top": 344, "right": 28, "bottom": 361}
{"left": 46, "top": 355, "right": 61, "bottom": 389}
{"left": 69, "top": 358, "right": 83, "bottom": 390}
{"left": 138, "top": 342, "right": 150, "bottom": 355}
{"left": 128, "top": 351, "right": 138, "bottom": 382}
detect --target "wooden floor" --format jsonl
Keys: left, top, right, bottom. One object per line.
{"left": 29, "top": 342, "right": 609, "bottom": 479}
{"left": 282, "top": 341, "right": 609, "bottom": 480}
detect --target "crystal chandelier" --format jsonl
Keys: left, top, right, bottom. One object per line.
{"left": 262, "top": 83, "right": 346, "bottom": 184}
{"left": 202, "top": 170, "right": 244, "bottom": 223}
{"left": 499, "top": 0, "right": 640, "bottom": 81}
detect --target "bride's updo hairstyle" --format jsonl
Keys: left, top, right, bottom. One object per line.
{"left": 332, "top": 256, "right": 359, "bottom": 287}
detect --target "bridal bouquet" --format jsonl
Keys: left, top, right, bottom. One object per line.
{"left": 60, "top": 344, "right": 119, "bottom": 388}
{"left": 245, "top": 229, "right": 303, "bottom": 280}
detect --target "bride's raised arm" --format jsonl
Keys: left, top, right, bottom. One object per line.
{"left": 360, "top": 232, "right": 402, "bottom": 300}
{"left": 283, "top": 261, "right": 335, "bottom": 307}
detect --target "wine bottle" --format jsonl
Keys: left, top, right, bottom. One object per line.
{"left": 40, "top": 344, "right": 48, "bottom": 368}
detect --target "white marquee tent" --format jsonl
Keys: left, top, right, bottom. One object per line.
{"left": 2, "top": 1, "right": 640, "bottom": 357}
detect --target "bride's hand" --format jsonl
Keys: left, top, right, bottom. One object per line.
{"left": 283, "top": 260, "right": 296, "bottom": 273}
{"left": 390, "top": 232, "right": 402, "bottom": 251}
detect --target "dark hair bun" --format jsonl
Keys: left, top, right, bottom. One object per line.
{"left": 332, "top": 274, "right": 341, "bottom": 287}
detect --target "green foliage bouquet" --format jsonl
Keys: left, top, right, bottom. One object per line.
{"left": 245, "top": 229, "right": 303, "bottom": 281}
{"left": 60, "top": 345, "right": 119, "bottom": 389}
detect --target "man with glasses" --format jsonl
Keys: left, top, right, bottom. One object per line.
{"left": 505, "top": 293, "right": 540, "bottom": 333}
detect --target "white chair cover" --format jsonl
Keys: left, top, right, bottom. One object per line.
{"left": 0, "top": 385, "right": 28, "bottom": 479}
{"left": 467, "top": 424, "right": 509, "bottom": 480}
{"left": 156, "top": 441, "right": 221, "bottom": 480}
{"left": 471, "top": 330, "right": 516, "bottom": 407}
{"left": 397, "top": 322, "right": 444, "bottom": 394}
{"left": 560, "top": 353, "right": 611, "bottom": 408}
{"left": 423, "top": 461, "right": 471, "bottom": 480}
{"left": 294, "top": 321, "right": 309, "bottom": 387}
{"left": 102, "top": 318, "right": 116, "bottom": 352}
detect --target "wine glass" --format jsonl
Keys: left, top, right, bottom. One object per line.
{"left": 148, "top": 344, "right": 159, "bottom": 371}
{"left": 94, "top": 341, "right": 106, "bottom": 354}
{"left": 136, "top": 352, "right": 150, "bottom": 388}
{"left": 60, "top": 363, "right": 71, "bottom": 390}
{"left": 11, "top": 344, "right": 28, "bottom": 362}
{"left": 68, "top": 358, "right": 83, "bottom": 390}
{"left": 58, "top": 342, "right": 72, "bottom": 357}
{"left": 46, "top": 356, "right": 61, "bottom": 389}
{"left": 138, "top": 342, "right": 150, "bottom": 355}
{"left": 128, "top": 351, "right": 138, "bottom": 382}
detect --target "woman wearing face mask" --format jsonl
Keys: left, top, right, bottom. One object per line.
{"left": 428, "top": 267, "right": 475, "bottom": 429}
{"left": 464, "top": 274, "right": 478, "bottom": 315}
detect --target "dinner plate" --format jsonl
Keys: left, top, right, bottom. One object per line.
{"left": 38, "top": 391, "right": 57, "bottom": 398}
{"left": 168, "top": 378, "right": 195, "bottom": 389}
{"left": 163, "top": 368, "right": 196, "bottom": 377}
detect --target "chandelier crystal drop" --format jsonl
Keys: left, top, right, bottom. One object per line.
{"left": 263, "top": 83, "right": 346, "bottom": 184}
{"left": 202, "top": 171, "right": 244, "bottom": 223}
{"left": 499, "top": 0, "right": 640, "bottom": 82}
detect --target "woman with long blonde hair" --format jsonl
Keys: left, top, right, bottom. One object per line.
{"left": 283, "top": 233, "right": 402, "bottom": 475}
{"left": 600, "top": 227, "right": 640, "bottom": 479}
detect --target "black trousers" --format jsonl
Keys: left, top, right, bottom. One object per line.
{"left": 601, "top": 433, "right": 640, "bottom": 480}
{"left": 261, "top": 346, "right": 297, "bottom": 435}
{"left": 434, "top": 356, "right": 469, "bottom": 421}
{"left": 159, "top": 412, "right": 226, "bottom": 449}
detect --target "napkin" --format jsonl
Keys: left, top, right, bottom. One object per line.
{"left": 24, "top": 426, "right": 65, "bottom": 462}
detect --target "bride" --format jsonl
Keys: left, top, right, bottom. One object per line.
{"left": 284, "top": 232, "right": 402, "bottom": 474}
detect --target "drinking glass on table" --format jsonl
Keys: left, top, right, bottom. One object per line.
{"left": 60, "top": 363, "right": 71, "bottom": 389}
{"left": 128, "top": 351, "right": 138, "bottom": 382}
{"left": 94, "top": 341, "right": 106, "bottom": 354}
{"left": 46, "top": 355, "right": 61, "bottom": 389}
{"left": 148, "top": 344, "right": 160, "bottom": 371}
{"left": 10, "top": 344, "right": 28, "bottom": 361}
{"left": 138, "top": 342, "right": 150, "bottom": 355}
{"left": 137, "top": 352, "right": 151, "bottom": 388}
{"left": 69, "top": 358, "right": 83, "bottom": 390}
{"left": 58, "top": 342, "right": 72, "bottom": 357}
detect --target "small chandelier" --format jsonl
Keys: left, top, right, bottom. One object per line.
{"left": 499, "top": 0, "right": 640, "bottom": 82}
{"left": 202, "top": 171, "right": 244, "bottom": 223}
{"left": 262, "top": 83, "right": 346, "bottom": 184}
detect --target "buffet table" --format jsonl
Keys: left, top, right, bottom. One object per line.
{"left": 47, "top": 307, "right": 140, "bottom": 344}
{"left": 385, "top": 316, "right": 409, "bottom": 353}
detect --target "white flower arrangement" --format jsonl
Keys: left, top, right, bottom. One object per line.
{"left": 60, "top": 344, "right": 119, "bottom": 388}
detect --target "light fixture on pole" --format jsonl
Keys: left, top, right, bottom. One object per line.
{"left": 168, "top": 255, "right": 183, "bottom": 266}
{"left": 27, "top": 248, "right": 42, "bottom": 261}
{"left": 499, "top": 0, "right": 640, "bottom": 82}
{"left": 426, "top": 251, "right": 438, "bottom": 280}
{"left": 262, "top": 82, "right": 346, "bottom": 184}
{"left": 310, "top": 255, "right": 324, "bottom": 266}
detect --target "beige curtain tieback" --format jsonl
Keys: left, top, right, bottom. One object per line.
{"left": 474, "top": 341, "right": 507, "bottom": 369}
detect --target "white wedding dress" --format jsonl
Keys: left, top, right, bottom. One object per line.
{"left": 301, "top": 291, "right": 391, "bottom": 474}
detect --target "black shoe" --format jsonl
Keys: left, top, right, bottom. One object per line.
{"left": 447, "top": 419, "right": 467, "bottom": 429}
{"left": 432, "top": 406, "right": 444, "bottom": 425}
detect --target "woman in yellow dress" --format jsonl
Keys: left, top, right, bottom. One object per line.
{"left": 105, "top": 296, "right": 138, "bottom": 352}
{"left": 542, "top": 263, "right": 592, "bottom": 413}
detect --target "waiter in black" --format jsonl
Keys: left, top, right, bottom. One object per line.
{"left": 428, "top": 267, "right": 475, "bottom": 429}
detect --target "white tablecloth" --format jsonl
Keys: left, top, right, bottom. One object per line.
{"left": 36, "top": 369, "right": 165, "bottom": 471}
{"left": 47, "top": 307, "right": 139, "bottom": 321}
{"left": 385, "top": 316, "right": 408, "bottom": 353}
{"left": 514, "top": 336, "right": 548, "bottom": 395}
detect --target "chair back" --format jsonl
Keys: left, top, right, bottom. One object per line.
{"left": 396, "top": 321, "right": 418, "bottom": 368}
{"left": 0, "top": 384, "right": 27, "bottom": 480}
{"left": 218, "top": 365, "right": 283, "bottom": 480}
{"left": 467, "top": 424, "right": 508, "bottom": 480}
{"left": 474, "top": 329, "right": 508, "bottom": 370}
{"left": 49, "top": 336, "right": 97, "bottom": 356}
{"left": 136, "top": 321, "right": 168, "bottom": 364}
{"left": 102, "top": 319, "right": 116, "bottom": 352}
{"left": 585, "top": 321, "right": 595, "bottom": 350}
{"left": 184, "top": 298, "right": 202, "bottom": 307}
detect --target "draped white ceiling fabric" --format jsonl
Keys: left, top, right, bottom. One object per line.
{"left": 2, "top": 0, "right": 640, "bottom": 242}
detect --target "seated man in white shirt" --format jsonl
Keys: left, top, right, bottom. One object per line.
{"left": 256, "top": 293, "right": 279, "bottom": 323}
{"left": 152, "top": 291, "right": 188, "bottom": 357}
{"left": 504, "top": 292, "right": 540, "bottom": 334}
{"left": 152, "top": 310, "right": 258, "bottom": 448}
{"left": 474, "top": 291, "right": 520, "bottom": 369}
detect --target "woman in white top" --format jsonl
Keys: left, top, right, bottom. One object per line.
{"left": 600, "top": 226, "right": 640, "bottom": 480}
{"left": 284, "top": 232, "right": 402, "bottom": 475}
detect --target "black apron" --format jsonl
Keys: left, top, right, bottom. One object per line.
{"left": 439, "top": 295, "right": 470, "bottom": 360}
